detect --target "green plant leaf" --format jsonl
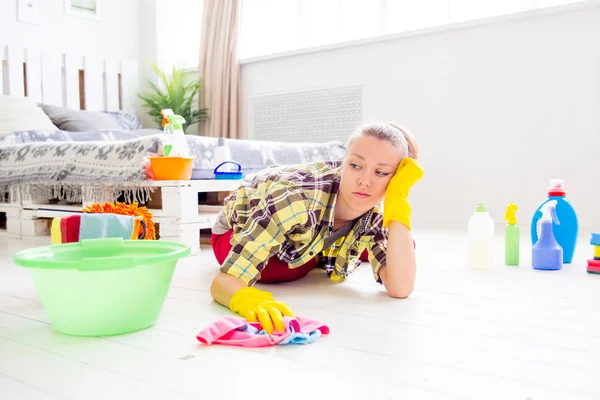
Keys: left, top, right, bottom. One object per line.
{"left": 137, "top": 62, "right": 209, "bottom": 133}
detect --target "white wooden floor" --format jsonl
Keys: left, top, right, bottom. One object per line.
{"left": 2, "top": 228, "right": 600, "bottom": 400}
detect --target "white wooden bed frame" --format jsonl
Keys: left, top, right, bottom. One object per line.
{"left": 0, "top": 45, "right": 138, "bottom": 111}
{"left": 0, "top": 45, "right": 238, "bottom": 254}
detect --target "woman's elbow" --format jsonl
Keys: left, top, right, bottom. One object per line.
{"left": 380, "top": 268, "right": 414, "bottom": 298}
{"left": 385, "top": 285, "right": 414, "bottom": 299}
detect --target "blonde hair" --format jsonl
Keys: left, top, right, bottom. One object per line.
{"left": 347, "top": 122, "right": 419, "bottom": 160}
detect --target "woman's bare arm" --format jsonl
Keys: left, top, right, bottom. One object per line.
{"left": 378, "top": 220, "right": 416, "bottom": 298}
{"left": 210, "top": 272, "right": 247, "bottom": 308}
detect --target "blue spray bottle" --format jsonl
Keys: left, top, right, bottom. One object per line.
{"left": 532, "top": 200, "right": 563, "bottom": 270}
{"left": 531, "top": 179, "right": 578, "bottom": 263}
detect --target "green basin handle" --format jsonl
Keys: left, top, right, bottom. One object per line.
{"left": 80, "top": 237, "right": 125, "bottom": 252}
{"left": 78, "top": 238, "right": 136, "bottom": 271}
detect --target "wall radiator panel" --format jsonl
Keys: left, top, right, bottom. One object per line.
{"left": 252, "top": 86, "right": 363, "bottom": 143}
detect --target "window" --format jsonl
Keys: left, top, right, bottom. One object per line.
{"left": 338, "top": 0, "right": 383, "bottom": 42}
{"left": 159, "top": 0, "right": 204, "bottom": 69}
{"left": 238, "top": 0, "right": 300, "bottom": 59}
{"left": 448, "top": 0, "right": 522, "bottom": 22}
{"left": 386, "top": 0, "right": 449, "bottom": 33}
{"left": 298, "top": 0, "right": 340, "bottom": 48}
{"left": 238, "top": 0, "right": 588, "bottom": 60}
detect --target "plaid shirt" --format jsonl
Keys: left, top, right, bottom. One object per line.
{"left": 219, "top": 161, "right": 388, "bottom": 286}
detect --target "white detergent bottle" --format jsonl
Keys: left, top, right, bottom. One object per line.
{"left": 468, "top": 202, "right": 495, "bottom": 269}
{"left": 213, "top": 137, "right": 232, "bottom": 171}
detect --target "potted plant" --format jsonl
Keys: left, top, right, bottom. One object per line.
{"left": 138, "top": 63, "right": 208, "bottom": 133}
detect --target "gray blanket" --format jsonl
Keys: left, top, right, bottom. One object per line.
{"left": 0, "top": 132, "right": 161, "bottom": 204}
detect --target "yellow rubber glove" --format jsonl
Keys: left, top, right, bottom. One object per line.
{"left": 383, "top": 158, "right": 424, "bottom": 229}
{"left": 229, "top": 287, "right": 294, "bottom": 334}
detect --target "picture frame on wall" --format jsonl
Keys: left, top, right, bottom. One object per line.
{"left": 17, "top": 0, "right": 40, "bottom": 25}
{"left": 64, "top": 0, "right": 100, "bottom": 20}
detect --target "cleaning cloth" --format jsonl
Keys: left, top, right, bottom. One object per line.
{"left": 196, "top": 315, "right": 329, "bottom": 347}
{"left": 79, "top": 213, "right": 135, "bottom": 241}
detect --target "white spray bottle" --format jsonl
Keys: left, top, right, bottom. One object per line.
{"left": 165, "top": 114, "right": 190, "bottom": 157}
{"left": 161, "top": 109, "right": 174, "bottom": 156}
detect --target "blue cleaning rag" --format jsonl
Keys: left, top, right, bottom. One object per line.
{"left": 279, "top": 324, "right": 322, "bottom": 345}
{"left": 79, "top": 213, "right": 135, "bottom": 240}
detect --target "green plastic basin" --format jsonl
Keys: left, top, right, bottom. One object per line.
{"left": 13, "top": 238, "right": 190, "bottom": 337}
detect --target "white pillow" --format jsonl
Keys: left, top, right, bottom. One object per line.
{"left": 0, "top": 95, "right": 58, "bottom": 138}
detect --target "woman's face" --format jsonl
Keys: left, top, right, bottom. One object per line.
{"left": 338, "top": 134, "right": 403, "bottom": 218}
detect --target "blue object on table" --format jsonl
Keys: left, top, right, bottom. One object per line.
{"left": 214, "top": 161, "right": 243, "bottom": 180}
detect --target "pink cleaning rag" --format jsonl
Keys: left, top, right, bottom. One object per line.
{"left": 196, "top": 315, "right": 330, "bottom": 347}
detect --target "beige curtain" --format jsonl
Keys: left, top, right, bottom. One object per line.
{"left": 197, "top": 0, "right": 241, "bottom": 138}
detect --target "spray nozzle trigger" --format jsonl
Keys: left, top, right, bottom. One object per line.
{"left": 166, "top": 114, "right": 186, "bottom": 131}
{"left": 550, "top": 207, "right": 560, "bottom": 225}
{"left": 550, "top": 207, "right": 559, "bottom": 225}
{"left": 160, "top": 109, "right": 174, "bottom": 127}
{"left": 540, "top": 200, "right": 560, "bottom": 225}
{"left": 504, "top": 203, "right": 518, "bottom": 225}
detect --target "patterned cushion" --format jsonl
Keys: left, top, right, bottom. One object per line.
{"left": 103, "top": 111, "right": 143, "bottom": 130}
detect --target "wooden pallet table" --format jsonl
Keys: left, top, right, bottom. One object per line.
{"left": 19, "top": 179, "right": 242, "bottom": 255}
{"left": 0, "top": 196, "right": 22, "bottom": 239}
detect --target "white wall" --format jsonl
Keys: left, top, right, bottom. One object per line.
{"left": 241, "top": 2, "right": 600, "bottom": 234}
{"left": 0, "top": 0, "right": 202, "bottom": 125}
{"left": 0, "top": 0, "right": 139, "bottom": 62}
{"left": 1, "top": 0, "right": 143, "bottom": 114}
{"left": 0, "top": 0, "right": 200, "bottom": 127}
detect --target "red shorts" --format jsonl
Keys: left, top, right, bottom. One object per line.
{"left": 211, "top": 230, "right": 370, "bottom": 284}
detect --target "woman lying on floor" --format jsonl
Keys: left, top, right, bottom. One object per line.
{"left": 209, "top": 122, "right": 424, "bottom": 333}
